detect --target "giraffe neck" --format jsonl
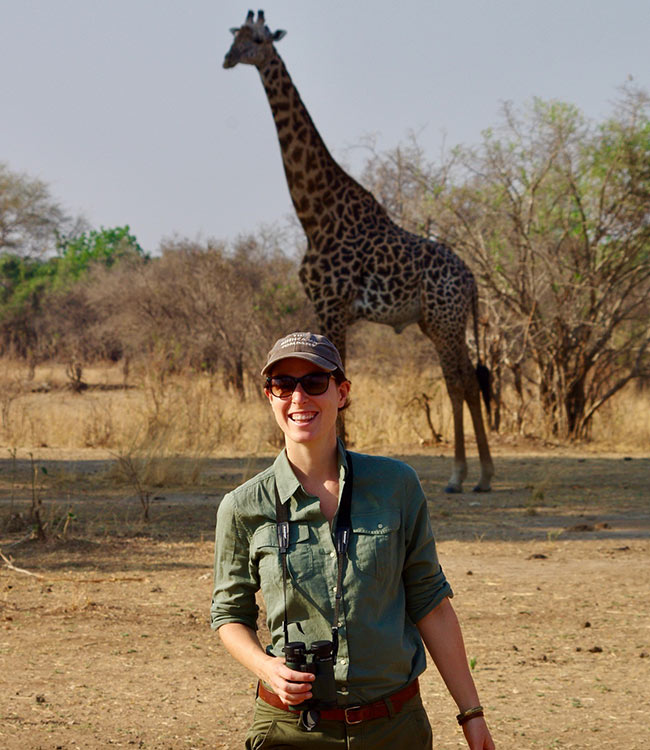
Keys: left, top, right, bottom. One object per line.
{"left": 258, "top": 53, "right": 368, "bottom": 233}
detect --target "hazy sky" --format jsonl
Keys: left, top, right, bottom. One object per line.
{"left": 3, "top": 0, "right": 649, "bottom": 253}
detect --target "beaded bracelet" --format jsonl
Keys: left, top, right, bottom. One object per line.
{"left": 456, "top": 706, "right": 484, "bottom": 726}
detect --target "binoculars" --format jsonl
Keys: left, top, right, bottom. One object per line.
{"left": 283, "top": 640, "right": 337, "bottom": 710}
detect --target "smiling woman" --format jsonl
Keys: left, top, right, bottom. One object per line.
{"left": 211, "top": 331, "right": 495, "bottom": 749}
{"left": 264, "top": 360, "right": 349, "bottom": 458}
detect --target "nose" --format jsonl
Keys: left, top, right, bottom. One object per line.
{"left": 291, "top": 383, "right": 310, "bottom": 402}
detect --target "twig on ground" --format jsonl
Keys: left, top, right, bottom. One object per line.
{"left": 0, "top": 550, "right": 44, "bottom": 578}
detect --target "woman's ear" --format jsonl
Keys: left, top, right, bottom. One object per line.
{"left": 337, "top": 380, "right": 351, "bottom": 409}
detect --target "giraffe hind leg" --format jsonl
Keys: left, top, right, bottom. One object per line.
{"left": 465, "top": 364, "right": 494, "bottom": 492}
{"left": 443, "top": 356, "right": 494, "bottom": 493}
{"left": 421, "top": 322, "right": 493, "bottom": 493}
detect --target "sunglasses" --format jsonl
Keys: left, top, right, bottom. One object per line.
{"left": 266, "top": 372, "right": 333, "bottom": 399}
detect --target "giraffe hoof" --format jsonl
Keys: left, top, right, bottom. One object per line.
{"left": 444, "top": 484, "right": 463, "bottom": 494}
{"left": 472, "top": 484, "right": 492, "bottom": 493}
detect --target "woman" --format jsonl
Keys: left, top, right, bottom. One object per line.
{"left": 211, "top": 332, "right": 495, "bottom": 749}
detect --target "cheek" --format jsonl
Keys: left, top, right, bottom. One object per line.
{"left": 269, "top": 399, "right": 288, "bottom": 426}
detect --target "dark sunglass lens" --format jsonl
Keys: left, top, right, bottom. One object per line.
{"left": 268, "top": 372, "right": 331, "bottom": 398}
{"left": 302, "top": 373, "right": 331, "bottom": 395}
{"left": 270, "top": 376, "right": 296, "bottom": 398}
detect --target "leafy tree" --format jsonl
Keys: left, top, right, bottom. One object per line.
{"left": 439, "top": 88, "right": 650, "bottom": 438}
{"left": 0, "top": 225, "right": 146, "bottom": 359}
{"left": 54, "top": 225, "right": 147, "bottom": 283}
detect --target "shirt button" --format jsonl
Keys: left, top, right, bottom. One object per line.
{"left": 329, "top": 551, "right": 336, "bottom": 558}
{"left": 332, "top": 586, "right": 337, "bottom": 592}
{"left": 339, "top": 658, "right": 347, "bottom": 665}
{"left": 377, "top": 523, "right": 384, "bottom": 529}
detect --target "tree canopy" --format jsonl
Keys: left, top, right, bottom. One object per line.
{"left": 361, "top": 87, "right": 650, "bottom": 438}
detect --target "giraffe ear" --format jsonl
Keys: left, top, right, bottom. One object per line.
{"left": 230, "top": 27, "right": 239, "bottom": 35}
{"left": 272, "top": 29, "right": 287, "bottom": 41}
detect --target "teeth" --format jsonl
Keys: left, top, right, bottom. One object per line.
{"left": 290, "top": 413, "right": 316, "bottom": 422}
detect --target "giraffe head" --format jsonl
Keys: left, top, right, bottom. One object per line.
{"left": 223, "top": 10, "right": 286, "bottom": 69}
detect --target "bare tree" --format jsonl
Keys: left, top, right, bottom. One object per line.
{"left": 358, "top": 131, "right": 453, "bottom": 239}
{"left": 84, "top": 234, "right": 314, "bottom": 395}
{"left": 357, "top": 89, "right": 650, "bottom": 439}
{"left": 0, "top": 162, "right": 74, "bottom": 259}
{"left": 439, "top": 89, "right": 650, "bottom": 438}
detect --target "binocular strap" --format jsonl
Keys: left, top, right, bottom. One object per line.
{"left": 299, "top": 708, "right": 321, "bottom": 732}
{"left": 275, "top": 451, "right": 354, "bottom": 662}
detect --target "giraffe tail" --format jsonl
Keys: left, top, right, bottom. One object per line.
{"left": 471, "top": 283, "right": 491, "bottom": 418}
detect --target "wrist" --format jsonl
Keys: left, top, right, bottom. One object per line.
{"left": 257, "top": 651, "right": 278, "bottom": 681}
{"left": 456, "top": 705, "right": 484, "bottom": 726}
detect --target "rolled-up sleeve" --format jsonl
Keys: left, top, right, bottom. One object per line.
{"left": 401, "top": 467, "right": 453, "bottom": 623}
{"left": 211, "top": 492, "right": 259, "bottom": 631}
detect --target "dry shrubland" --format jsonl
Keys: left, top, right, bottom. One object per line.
{"left": 1, "top": 320, "right": 649, "bottom": 471}
{"left": 4, "top": 90, "right": 650, "bottom": 447}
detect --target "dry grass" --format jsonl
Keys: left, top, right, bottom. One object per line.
{"left": 1, "top": 359, "right": 649, "bottom": 466}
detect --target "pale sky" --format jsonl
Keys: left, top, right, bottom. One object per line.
{"left": 2, "top": 0, "right": 649, "bottom": 253}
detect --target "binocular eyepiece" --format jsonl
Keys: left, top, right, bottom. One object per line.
{"left": 283, "top": 640, "right": 337, "bottom": 710}
{"left": 283, "top": 640, "right": 333, "bottom": 663}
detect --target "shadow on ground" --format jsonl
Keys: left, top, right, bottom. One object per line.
{"left": 1, "top": 453, "right": 648, "bottom": 571}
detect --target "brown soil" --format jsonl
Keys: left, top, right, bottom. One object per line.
{"left": 1, "top": 450, "right": 649, "bottom": 749}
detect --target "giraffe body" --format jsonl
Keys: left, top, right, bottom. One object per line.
{"left": 224, "top": 11, "right": 494, "bottom": 492}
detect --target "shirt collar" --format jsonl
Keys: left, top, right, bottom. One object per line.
{"left": 273, "top": 438, "right": 350, "bottom": 505}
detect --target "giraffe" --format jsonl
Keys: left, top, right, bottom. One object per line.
{"left": 223, "top": 10, "right": 494, "bottom": 493}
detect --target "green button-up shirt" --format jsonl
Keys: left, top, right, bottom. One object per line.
{"left": 211, "top": 441, "right": 452, "bottom": 705}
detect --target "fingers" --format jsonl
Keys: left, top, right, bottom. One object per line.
{"left": 281, "top": 679, "right": 313, "bottom": 706}
{"left": 265, "top": 661, "right": 315, "bottom": 706}
{"left": 282, "top": 666, "right": 316, "bottom": 684}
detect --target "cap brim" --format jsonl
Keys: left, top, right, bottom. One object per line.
{"left": 261, "top": 352, "right": 339, "bottom": 377}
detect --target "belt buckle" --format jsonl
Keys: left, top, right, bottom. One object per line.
{"left": 344, "top": 705, "right": 362, "bottom": 725}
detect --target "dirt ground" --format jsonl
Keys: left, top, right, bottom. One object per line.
{"left": 1, "top": 448, "right": 649, "bottom": 749}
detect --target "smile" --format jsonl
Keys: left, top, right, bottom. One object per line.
{"left": 289, "top": 412, "right": 318, "bottom": 423}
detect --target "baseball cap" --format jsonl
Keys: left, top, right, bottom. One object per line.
{"left": 261, "top": 332, "right": 346, "bottom": 378}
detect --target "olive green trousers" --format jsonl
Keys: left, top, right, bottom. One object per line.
{"left": 245, "top": 693, "right": 433, "bottom": 749}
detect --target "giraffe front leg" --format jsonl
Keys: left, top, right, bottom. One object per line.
{"left": 310, "top": 303, "right": 349, "bottom": 440}
{"left": 445, "top": 384, "right": 467, "bottom": 494}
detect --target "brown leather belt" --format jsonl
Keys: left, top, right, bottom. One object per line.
{"left": 257, "top": 678, "right": 420, "bottom": 724}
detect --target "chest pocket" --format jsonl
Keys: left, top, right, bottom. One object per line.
{"left": 349, "top": 510, "right": 401, "bottom": 580}
{"left": 252, "top": 523, "right": 314, "bottom": 588}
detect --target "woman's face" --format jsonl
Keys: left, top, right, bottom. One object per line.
{"left": 265, "top": 357, "right": 350, "bottom": 449}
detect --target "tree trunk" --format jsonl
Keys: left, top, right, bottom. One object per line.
{"left": 565, "top": 375, "right": 587, "bottom": 439}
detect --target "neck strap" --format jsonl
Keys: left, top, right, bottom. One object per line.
{"left": 275, "top": 451, "right": 353, "bottom": 659}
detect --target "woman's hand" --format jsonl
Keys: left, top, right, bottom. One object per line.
{"left": 462, "top": 716, "right": 495, "bottom": 750}
{"left": 261, "top": 655, "right": 315, "bottom": 706}
{"left": 218, "top": 623, "right": 315, "bottom": 706}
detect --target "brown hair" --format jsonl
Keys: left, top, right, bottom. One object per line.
{"left": 333, "top": 369, "right": 351, "bottom": 412}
